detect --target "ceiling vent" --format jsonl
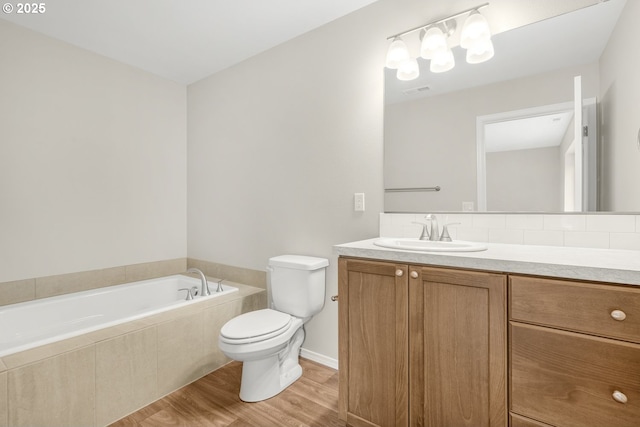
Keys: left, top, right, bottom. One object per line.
{"left": 402, "top": 85, "right": 430, "bottom": 95}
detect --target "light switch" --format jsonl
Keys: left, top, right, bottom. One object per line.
{"left": 354, "top": 193, "right": 365, "bottom": 211}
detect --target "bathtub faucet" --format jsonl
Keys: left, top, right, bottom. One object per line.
{"left": 186, "top": 268, "right": 211, "bottom": 296}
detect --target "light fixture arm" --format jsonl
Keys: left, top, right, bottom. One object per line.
{"left": 386, "top": 2, "right": 489, "bottom": 40}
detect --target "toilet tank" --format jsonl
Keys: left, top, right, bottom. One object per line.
{"left": 267, "top": 255, "right": 329, "bottom": 318}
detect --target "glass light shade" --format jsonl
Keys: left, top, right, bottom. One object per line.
{"left": 466, "top": 38, "right": 494, "bottom": 64}
{"left": 460, "top": 11, "right": 491, "bottom": 49}
{"left": 396, "top": 58, "right": 420, "bottom": 81}
{"left": 386, "top": 38, "right": 411, "bottom": 69}
{"left": 430, "top": 48, "right": 455, "bottom": 73}
{"left": 420, "top": 27, "right": 447, "bottom": 60}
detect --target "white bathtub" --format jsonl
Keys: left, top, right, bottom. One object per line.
{"left": 0, "top": 274, "right": 238, "bottom": 357}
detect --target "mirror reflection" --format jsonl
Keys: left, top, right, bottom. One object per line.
{"left": 384, "top": 0, "right": 638, "bottom": 213}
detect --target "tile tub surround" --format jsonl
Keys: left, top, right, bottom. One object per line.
{"left": 0, "top": 258, "right": 267, "bottom": 308}
{"left": 381, "top": 213, "right": 640, "bottom": 251}
{"left": 0, "top": 281, "right": 267, "bottom": 427}
{"left": 0, "top": 258, "right": 188, "bottom": 307}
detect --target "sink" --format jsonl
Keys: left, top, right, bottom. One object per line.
{"left": 374, "top": 238, "right": 487, "bottom": 252}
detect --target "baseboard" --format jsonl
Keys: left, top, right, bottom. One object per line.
{"left": 300, "top": 348, "right": 338, "bottom": 370}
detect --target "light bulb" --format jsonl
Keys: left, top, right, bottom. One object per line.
{"left": 430, "top": 48, "right": 455, "bottom": 73}
{"left": 460, "top": 11, "right": 491, "bottom": 49}
{"left": 466, "top": 38, "right": 494, "bottom": 64}
{"left": 397, "top": 58, "right": 420, "bottom": 81}
{"left": 386, "top": 38, "right": 410, "bottom": 69}
{"left": 420, "top": 27, "right": 447, "bottom": 60}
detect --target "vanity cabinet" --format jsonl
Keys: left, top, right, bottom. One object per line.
{"left": 337, "top": 258, "right": 409, "bottom": 427}
{"left": 409, "top": 265, "right": 507, "bottom": 427}
{"left": 338, "top": 257, "right": 507, "bottom": 427}
{"left": 509, "top": 275, "right": 640, "bottom": 427}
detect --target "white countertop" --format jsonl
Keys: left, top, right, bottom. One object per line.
{"left": 334, "top": 238, "right": 640, "bottom": 285}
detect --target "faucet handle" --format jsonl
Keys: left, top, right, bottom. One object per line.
{"left": 178, "top": 288, "right": 194, "bottom": 300}
{"left": 216, "top": 279, "right": 224, "bottom": 293}
{"left": 412, "top": 221, "right": 430, "bottom": 240}
{"left": 439, "top": 222, "right": 461, "bottom": 242}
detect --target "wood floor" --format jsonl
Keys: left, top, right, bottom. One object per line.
{"left": 109, "top": 358, "right": 345, "bottom": 427}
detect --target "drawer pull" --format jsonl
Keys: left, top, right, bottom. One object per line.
{"left": 410, "top": 271, "right": 419, "bottom": 279}
{"left": 610, "top": 310, "right": 627, "bottom": 321}
{"left": 395, "top": 269, "right": 404, "bottom": 277}
{"left": 612, "top": 390, "right": 628, "bottom": 404}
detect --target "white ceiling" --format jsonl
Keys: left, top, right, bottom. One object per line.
{"left": 0, "top": 0, "right": 379, "bottom": 84}
{"left": 485, "top": 111, "right": 574, "bottom": 153}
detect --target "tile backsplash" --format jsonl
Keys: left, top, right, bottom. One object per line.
{"left": 380, "top": 213, "right": 640, "bottom": 251}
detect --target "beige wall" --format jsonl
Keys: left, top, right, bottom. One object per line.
{"left": 487, "top": 146, "right": 562, "bottom": 211}
{"left": 0, "top": 20, "right": 188, "bottom": 283}
{"left": 186, "top": 3, "right": 388, "bottom": 362}
{"left": 599, "top": 0, "right": 640, "bottom": 211}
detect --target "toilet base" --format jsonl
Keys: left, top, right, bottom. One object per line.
{"left": 238, "top": 328, "right": 305, "bottom": 402}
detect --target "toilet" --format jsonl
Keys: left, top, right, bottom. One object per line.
{"left": 218, "top": 254, "right": 329, "bottom": 402}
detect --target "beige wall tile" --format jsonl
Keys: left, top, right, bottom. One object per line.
{"left": 125, "top": 258, "right": 187, "bottom": 282}
{"left": 157, "top": 312, "right": 204, "bottom": 396}
{"left": 0, "top": 371, "right": 6, "bottom": 427}
{"left": 96, "top": 327, "right": 158, "bottom": 426}
{"left": 35, "top": 266, "right": 126, "bottom": 299}
{"left": 1, "top": 334, "right": 95, "bottom": 371}
{"left": 0, "top": 279, "right": 35, "bottom": 307}
{"left": 187, "top": 258, "right": 266, "bottom": 289}
{"left": 8, "top": 346, "right": 95, "bottom": 427}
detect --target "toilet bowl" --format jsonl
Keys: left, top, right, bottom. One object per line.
{"left": 219, "top": 309, "right": 305, "bottom": 402}
{"left": 218, "top": 255, "right": 328, "bottom": 402}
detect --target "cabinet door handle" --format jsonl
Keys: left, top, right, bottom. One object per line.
{"left": 395, "top": 269, "right": 404, "bottom": 277}
{"left": 611, "top": 310, "right": 627, "bottom": 321}
{"left": 410, "top": 271, "right": 419, "bottom": 279}
{"left": 612, "top": 390, "right": 628, "bottom": 404}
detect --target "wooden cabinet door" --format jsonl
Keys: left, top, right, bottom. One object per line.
{"left": 409, "top": 266, "right": 507, "bottom": 427}
{"left": 338, "top": 258, "right": 408, "bottom": 427}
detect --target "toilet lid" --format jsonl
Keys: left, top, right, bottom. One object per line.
{"left": 220, "top": 309, "right": 292, "bottom": 343}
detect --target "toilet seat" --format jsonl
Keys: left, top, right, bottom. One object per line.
{"left": 220, "top": 309, "right": 292, "bottom": 344}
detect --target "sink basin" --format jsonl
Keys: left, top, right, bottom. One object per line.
{"left": 374, "top": 238, "right": 487, "bottom": 252}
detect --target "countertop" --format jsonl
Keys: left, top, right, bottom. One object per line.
{"left": 334, "top": 238, "right": 640, "bottom": 285}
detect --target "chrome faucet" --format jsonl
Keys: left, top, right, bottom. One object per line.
{"left": 425, "top": 214, "right": 439, "bottom": 241}
{"left": 414, "top": 215, "right": 461, "bottom": 241}
{"left": 186, "top": 268, "right": 210, "bottom": 296}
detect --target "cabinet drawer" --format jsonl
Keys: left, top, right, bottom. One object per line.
{"left": 510, "top": 275, "right": 640, "bottom": 343}
{"left": 510, "top": 322, "right": 640, "bottom": 427}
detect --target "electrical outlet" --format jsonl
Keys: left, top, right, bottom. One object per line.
{"left": 462, "top": 201, "right": 474, "bottom": 211}
{"left": 354, "top": 193, "right": 365, "bottom": 211}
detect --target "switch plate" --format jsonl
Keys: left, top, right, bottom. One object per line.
{"left": 354, "top": 193, "right": 365, "bottom": 211}
{"left": 462, "top": 201, "right": 474, "bottom": 211}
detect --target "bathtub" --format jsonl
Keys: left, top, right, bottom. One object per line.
{"left": 0, "top": 274, "right": 238, "bottom": 357}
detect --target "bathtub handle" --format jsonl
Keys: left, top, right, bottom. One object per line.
{"left": 178, "top": 288, "right": 194, "bottom": 300}
{"left": 216, "top": 279, "right": 224, "bottom": 293}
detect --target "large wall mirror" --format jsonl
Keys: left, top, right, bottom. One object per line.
{"left": 384, "top": 0, "right": 639, "bottom": 213}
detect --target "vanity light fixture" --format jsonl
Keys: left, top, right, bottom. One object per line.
{"left": 385, "top": 3, "right": 492, "bottom": 81}
{"left": 460, "top": 9, "right": 494, "bottom": 63}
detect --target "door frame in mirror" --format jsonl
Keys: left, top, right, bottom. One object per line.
{"left": 476, "top": 99, "right": 595, "bottom": 211}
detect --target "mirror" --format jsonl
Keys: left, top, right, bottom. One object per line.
{"left": 384, "top": 0, "right": 638, "bottom": 213}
